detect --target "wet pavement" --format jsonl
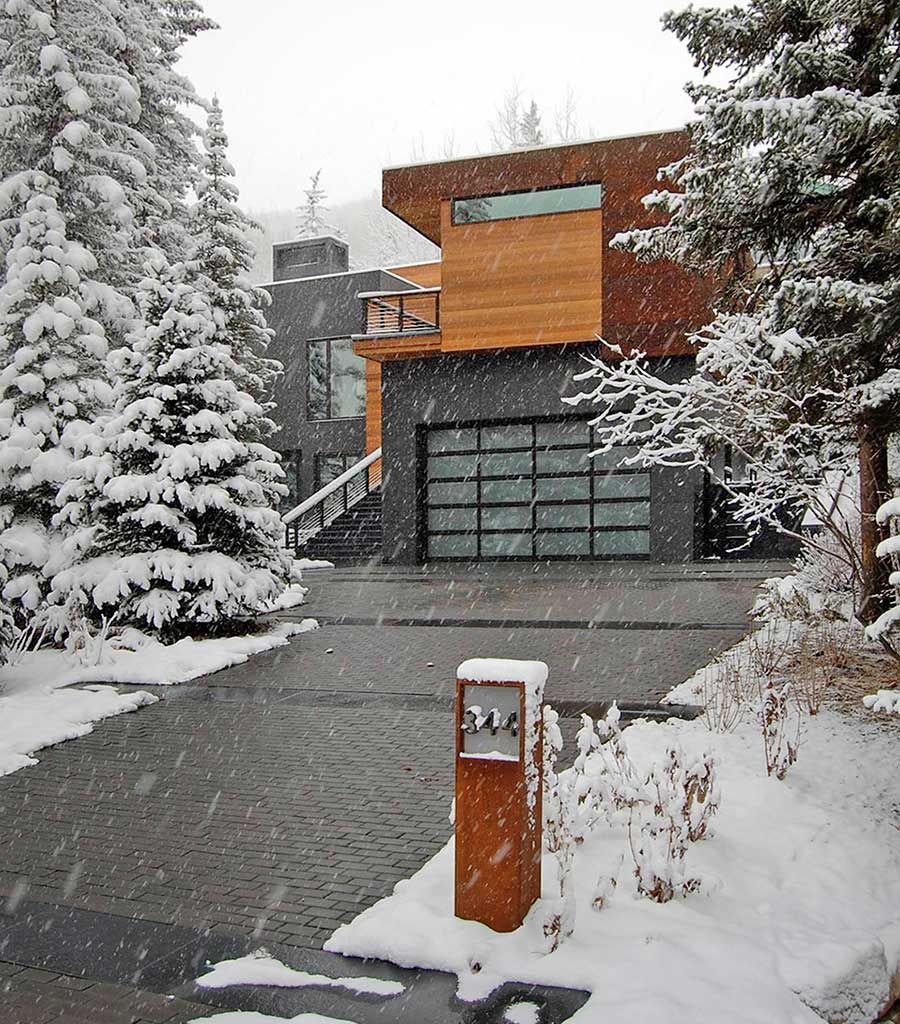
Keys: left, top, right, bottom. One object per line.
{"left": 0, "top": 559, "right": 784, "bottom": 1022}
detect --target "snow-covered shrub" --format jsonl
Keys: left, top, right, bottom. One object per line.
{"left": 0, "top": 565, "right": 13, "bottom": 668}
{"left": 862, "top": 690, "right": 900, "bottom": 715}
{"left": 865, "top": 495, "right": 900, "bottom": 645}
{"left": 541, "top": 705, "right": 576, "bottom": 951}
{"left": 693, "top": 648, "right": 752, "bottom": 733}
{"left": 757, "top": 681, "right": 800, "bottom": 780}
{"left": 627, "top": 745, "right": 718, "bottom": 904}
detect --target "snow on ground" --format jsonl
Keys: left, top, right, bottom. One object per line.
{"left": 293, "top": 559, "right": 334, "bottom": 570}
{"left": 0, "top": 620, "right": 318, "bottom": 776}
{"left": 260, "top": 584, "right": 309, "bottom": 613}
{"left": 326, "top": 698, "right": 900, "bottom": 1023}
{"left": 0, "top": 684, "right": 158, "bottom": 776}
{"left": 196, "top": 949, "right": 404, "bottom": 997}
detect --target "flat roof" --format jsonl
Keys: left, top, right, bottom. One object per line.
{"left": 382, "top": 127, "right": 690, "bottom": 245}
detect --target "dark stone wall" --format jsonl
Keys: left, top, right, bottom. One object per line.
{"left": 263, "top": 268, "right": 410, "bottom": 499}
{"left": 380, "top": 346, "right": 702, "bottom": 564}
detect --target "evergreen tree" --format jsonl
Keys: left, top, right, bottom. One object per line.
{"left": 519, "top": 100, "right": 544, "bottom": 147}
{"left": 296, "top": 170, "right": 335, "bottom": 239}
{"left": 192, "top": 97, "right": 281, "bottom": 419}
{"left": 0, "top": 178, "right": 112, "bottom": 616}
{"left": 50, "top": 250, "right": 291, "bottom": 638}
{"left": 571, "top": 0, "right": 900, "bottom": 624}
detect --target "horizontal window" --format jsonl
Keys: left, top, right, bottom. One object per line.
{"left": 535, "top": 476, "right": 590, "bottom": 501}
{"left": 428, "top": 454, "right": 478, "bottom": 479}
{"left": 482, "top": 451, "right": 531, "bottom": 477}
{"left": 428, "top": 507, "right": 477, "bottom": 532}
{"left": 429, "top": 534, "right": 477, "bottom": 558}
{"left": 594, "top": 530, "right": 650, "bottom": 555}
{"left": 590, "top": 446, "right": 642, "bottom": 470}
{"left": 452, "top": 183, "right": 602, "bottom": 225}
{"left": 535, "top": 504, "right": 590, "bottom": 529}
{"left": 428, "top": 428, "right": 477, "bottom": 453}
{"left": 481, "top": 533, "right": 533, "bottom": 557}
{"left": 482, "top": 479, "right": 532, "bottom": 503}
{"left": 594, "top": 473, "right": 650, "bottom": 499}
{"left": 482, "top": 506, "right": 532, "bottom": 530}
{"left": 428, "top": 480, "right": 477, "bottom": 505}
{"left": 536, "top": 532, "right": 591, "bottom": 557}
{"left": 535, "top": 420, "right": 590, "bottom": 447}
{"left": 593, "top": 501, "right": 650, "bottom": 527}
{"left": 536, "top": 449, "right": 593, "bottom": 474}
{"left": 481, "top": 423, "right": 532, "bottom": 450}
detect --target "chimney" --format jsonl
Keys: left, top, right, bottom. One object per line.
{"left": 271, "top": 235, "right": 349, "bottom": 282}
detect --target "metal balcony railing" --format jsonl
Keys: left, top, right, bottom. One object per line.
{"left": 358, "top": 287, "right": 440, "bottom": 336}
{"left": 283, "top": 448, "right": 382, "bottom": 551}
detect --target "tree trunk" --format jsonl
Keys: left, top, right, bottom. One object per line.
{"left": 858, "top": 415, "right": 891, "bottom": 625}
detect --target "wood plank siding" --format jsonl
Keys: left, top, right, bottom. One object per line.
{"left": 385, "top": 261, "right": 442, "bottom": 289}
{"left": 365, "top": 360, "right": 382, "bottom": 454}
{"left": 439, "top": 201, "right": 602, "bottom": 352}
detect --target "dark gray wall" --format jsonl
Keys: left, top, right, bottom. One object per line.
{"left": 380, "top": 346, "right": 701, "bottom": 564}
{"left": 264, "top": 268, "right": 416, "bottom": 500}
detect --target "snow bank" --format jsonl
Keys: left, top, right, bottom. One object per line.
{"left": 196, "top": 949, "right": 403, "bottom": 997}
{"left": 188, "top": 1013, "right": 353, "bottom": 1023}
{"left": 0, "top": 620, "right": 318, "bottom": 694}
{"left": 863, "top": 690, "right": 900, "bottom": 715}
{"left": 0, "top": 685, "right": 157, "bottom": 776}
{"left": 326, "top": 710, "right": 900, "bottom": 1023}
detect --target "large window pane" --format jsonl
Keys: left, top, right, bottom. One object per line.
{"left": 429, "top": 480, "right": 477, "bottom": 505}
{"left": 536, "top": 532, "right": 590, "bottom": 557}
{"left": 452, "top": 183, "right": 602, "bottom": 225}
{"left": 593, "top": 530, "right": 650, "bottom": 555}
{"left": 481, "top": 423, "right": 532, "bottom": 449}
{"left": 536, "top": 504, "right": 590, "bottom": 529}
{"left": 428, "top": 454, "right": 478, "bottom": 479}
{"left": 428, "top": 507, "right": 477, "bottom": 532}
{"left": 428, "top": 428, "right": 478, "bottom": 453}
{"left": 482, "top": 506, "right": 531, "bottom": 530}
{"left": 593, "top": 501, "right": 650, "bottom": 526}
{"left": 429, "top": 534, "right": 477, "bottom": 558}
{"left": 590, "top": 446, "right": 641, "bottom": 471}
{"left": 482, "top": 451, "right": 531, "bottom": 477}
{"left": 594, "top": 473, "right": 650, "bottom": 499}
{"left": 481, "top": 533, "right": 533, "bottom": 556}
{"left": 308, "top": 340, "right": 328, "bottom": 420}
{"left": 536, "top": 449, "right": 593, "bottom": 474}
{"left": 535, "top": 420, "right": 590, "bottom": 447}
{"left": 482, "top": 479, "right": 532, "bottom": 503}
{"left": 331, "top": 338, "right": 365, "bottom": 418}
{"left": 535, "top": 476, "right": 590, "bottom": 501}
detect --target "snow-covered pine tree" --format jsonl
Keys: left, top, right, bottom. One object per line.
{"left": 519, "top": 100, "right": 544, "bottom": 147}
{"left": 569, "top": 0, "right": 900, "bottom": 624}
{"left": 296, "top": 170, "right": 334, "bottom": 240}
{"left": 193, "top": 97, "right": 281, "bottom": 422}
{"left": 0, "top": 177, "right": 112, "bottom": 617}
{"left": 50, "top": 246, "right": 292, "bottom": 638}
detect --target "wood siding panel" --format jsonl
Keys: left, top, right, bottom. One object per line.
{"left": 386, "top": 261, "right": 442, "bottom": 289}
{"left": 440, "top": 202, "right": 603, "bottom": 353}
{"left": 365, "top": 360, "right": 382, "bottom": 453}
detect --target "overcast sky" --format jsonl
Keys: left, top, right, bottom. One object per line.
{"left": 180, "top": 0, "right": 701, "bottom": 214}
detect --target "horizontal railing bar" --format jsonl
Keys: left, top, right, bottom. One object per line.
{"left": 283, "top": 447, "right": 382, "bottom": 525}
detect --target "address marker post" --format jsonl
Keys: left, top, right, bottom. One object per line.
{"left": 454, "top": 658, "right": 547, "bottom": 932}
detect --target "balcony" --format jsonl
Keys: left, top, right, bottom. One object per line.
{"left": 353, "top": 287, "right": 442, "bottom": 361}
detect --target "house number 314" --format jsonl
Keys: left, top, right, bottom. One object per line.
{"left": 461, "top": 705, "right": 519, "bottom": 737}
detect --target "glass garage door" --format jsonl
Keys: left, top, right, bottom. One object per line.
{"left": 425, "top": 418, "right": 650, "bottom": 560}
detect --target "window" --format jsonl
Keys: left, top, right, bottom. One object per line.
{"left": 315, "top": 452, "right": 364, "bottom": 490}
{"left": 307, "top": 337, "right": 366, "bottom": 420}
{"left": 452, "top": 183, "right": 602, "bottom": 225}
{"left": 279, "top": 450, "right": 302, "bottom": 512}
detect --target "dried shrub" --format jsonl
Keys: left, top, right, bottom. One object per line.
{"left": 757, "top": 680, "right": 800, "bottom": 779}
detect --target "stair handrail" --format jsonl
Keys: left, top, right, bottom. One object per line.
{"left": 283, "top": 447, "right": 382, "bottom": 526}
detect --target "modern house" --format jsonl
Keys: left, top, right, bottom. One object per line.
{"left": 266, "top": 129, "right": 795, "bottom": 565}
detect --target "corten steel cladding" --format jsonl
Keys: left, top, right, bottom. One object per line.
{"left": 454, "top": 678, "right": 543, "bottom": 932}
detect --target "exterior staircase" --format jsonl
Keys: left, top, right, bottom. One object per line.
{"left": 283, "top": 447, "right": 383, "bottom": 565}
{"left": 297, "top": 490, "right": 383, "bottom": 564}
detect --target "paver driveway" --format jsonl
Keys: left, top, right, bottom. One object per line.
{"left": 0, "top": 559, "right": 784, "bottom": 1022}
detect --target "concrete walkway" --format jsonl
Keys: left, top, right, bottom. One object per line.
{"left": 0, "top": 560, "right": 784, "bottom": 1022}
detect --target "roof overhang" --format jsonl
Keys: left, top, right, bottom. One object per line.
{"left": 382, "top": 128, "right": 689, "bottom": 245}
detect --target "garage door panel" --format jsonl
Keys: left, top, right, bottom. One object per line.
{"left": 424, "top": 420, "right": 650, "bottom": 560}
